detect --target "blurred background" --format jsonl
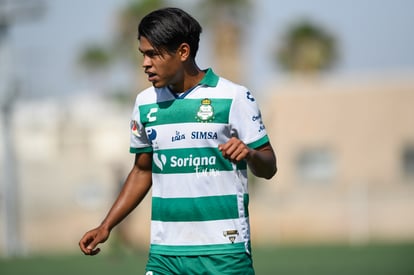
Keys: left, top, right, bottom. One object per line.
{"left": 1, "top": 0, "right": 414, "bottom": 273}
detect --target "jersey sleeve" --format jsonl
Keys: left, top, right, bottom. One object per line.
{"left": 129, "top": 97, "right": 152, "bottom": 154}
{"left": 229, "top": 88, "right": 269, "bottom": 149}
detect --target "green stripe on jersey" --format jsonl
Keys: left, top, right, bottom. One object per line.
{"left": 152, "top": 147, "right": 235, "bottom": 174}
{"left": 152, "top": 195, "right": 241, "bottom": 222}
{"left": 150, "top": 242, "right": 247, "bottom": 256}
{"left": 139, "top": 98, "right": 232, "bottom": 127}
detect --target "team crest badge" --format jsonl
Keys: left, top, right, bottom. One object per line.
{"left": 196, "top": 98, "right": 214, "bottom": 122}
{"left": 223, "top": 230, "right": 239, "bottom": 244}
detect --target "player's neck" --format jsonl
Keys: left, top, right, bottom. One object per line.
{"left": 169, "top": 62, "right": 204, "bottom": 93}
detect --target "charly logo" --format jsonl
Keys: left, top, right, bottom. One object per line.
{"left": 153, "top": 153, "right": 167, "bottom": 171}
{"left": 147, "top": 107, "right": 158, "bottom": 122}
{"left": 196, "top": 98, "right": 214, "bottom": 122}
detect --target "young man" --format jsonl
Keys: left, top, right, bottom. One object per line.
{"left": 79, "top": 7, "right": 277, "bottom": 274}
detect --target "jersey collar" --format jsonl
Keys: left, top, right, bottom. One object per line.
{"left": 167, "top": 68, "right": 219, "bottom": 99}
{"left": 199, "top": 68, "right": 219, "bottom": 87}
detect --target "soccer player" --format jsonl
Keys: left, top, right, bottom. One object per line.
{"left": 79, "top": 7, "right": 277, "bottom": 274}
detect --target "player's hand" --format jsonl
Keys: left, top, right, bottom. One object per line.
{"left": 218, "top": 137, "right": 251, "bottom": 163}
{"left": 79, "top": 226, "right": 110, "bottom": 256}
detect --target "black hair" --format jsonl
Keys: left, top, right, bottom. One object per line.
{"left": 138, "top": 7, "right": 202, "bottom": 58}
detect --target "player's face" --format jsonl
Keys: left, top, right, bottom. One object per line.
{"left": 139, "top": 36, "right": 184, "bottom": 89}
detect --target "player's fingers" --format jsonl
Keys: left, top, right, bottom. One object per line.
{"left": 86, "top": 236, "right": 101, "bottom": 252}
{"left": 82, "top": 241, "right": 99, "bottom": 256}
{"left": 232, "top": 147, "right": 249, "bottom": 162}
{"left": 228, "top": 145, "right": 241, "bottom": 159}
{"left": 88, "top": 247, "right": 101, "bottom": 256}
{"left": 218, "top": 143, "right": 228, "bottom": 152}
{"left": 218, "top": 137, "right": 238, "bottom": 151}
{"left": 79, "top": 243, "right": 89, "bottom": 254}
{"left": 231, "top": 146, "right": 250, "bottom": 162}
{"left": 219, "top": 138, "right": 247, "bottom": 161}
{"left": 79, "top": 235, "right": 94, "bottom": 254}
{"left": 222, "top": 143, "right": 238, "bottom": 159}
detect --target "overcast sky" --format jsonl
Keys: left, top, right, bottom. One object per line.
{"left": 5, "top": 0, "right": 414, "bottom": 99}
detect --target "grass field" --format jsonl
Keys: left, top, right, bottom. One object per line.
{"left": 1, "top": 243, "right": 414, "bottom": 275}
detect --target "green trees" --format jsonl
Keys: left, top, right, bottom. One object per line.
{"left": 77, "top": 0, "right": 165, "bottom": 94}
{"left": 115, "top": 0, "right": 165, "bottom": 62}
{"left": 277, "top": 20, "right": 337, "bottom": 75}
{"left": 197, "top": 0, "right": 250, "bottom": 81}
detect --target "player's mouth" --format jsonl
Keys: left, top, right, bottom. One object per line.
{"left": 146, "top": 72, "right": 157, "bottom": 82}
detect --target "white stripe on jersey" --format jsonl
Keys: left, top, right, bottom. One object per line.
{"left": 150, "top": 218, "right": 250, "bottom": 246}
{"left": 151, "top": 170, "right": 248, "bottom": 198}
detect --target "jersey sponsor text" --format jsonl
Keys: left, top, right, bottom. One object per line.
{"left": 191, "top": 131, "right": 218, "bottom": 140}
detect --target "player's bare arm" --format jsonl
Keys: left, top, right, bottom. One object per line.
{"left": 79, "top": 152, "right": 153, "bottom": 255}
{"left": 218, "top": 137, "right": 277, "bottom": 179}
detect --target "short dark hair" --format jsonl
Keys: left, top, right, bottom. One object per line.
{"left": 138, "top": 7, "right": 202, "bottom": 58}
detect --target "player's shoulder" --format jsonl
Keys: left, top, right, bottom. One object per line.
{"left": 134, "top": 86, "right": 170, "bottom": 105}
{"left": 135, "top": 86, "right": 155, "bottom": 102}
{"left": 216, "top": 76, "right": 252, "bottom": 100}
{"left": 217, "top": 76, "right": 247, "bottom": 91}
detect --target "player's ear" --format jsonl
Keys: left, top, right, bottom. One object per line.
{"left": 177, "top": 43, "right": 190, "bottom": 61}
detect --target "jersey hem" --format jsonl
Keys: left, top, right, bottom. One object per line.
{"left": 149, "top": 242, "right": 249, "bottom": 256}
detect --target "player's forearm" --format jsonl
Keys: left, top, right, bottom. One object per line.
{"left": 247, "top": 145, "right": 277, "bottom": 179}
{"left": 100, "top": 168, "right": 152, "bottom": 231}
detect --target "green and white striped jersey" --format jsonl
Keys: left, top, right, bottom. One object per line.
{"left": 130, "top": 68, "right": 269, "bottom": 256}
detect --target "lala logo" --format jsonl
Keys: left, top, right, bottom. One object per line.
{"left": 172, "top": 131, "right": 185, "bottom": 142}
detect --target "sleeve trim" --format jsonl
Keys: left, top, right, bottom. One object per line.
{"left": 247, "top": 135, "right": 269, "bottom": 149}
{"left": 130, "top": 146, "right": 153, "bottom": 154}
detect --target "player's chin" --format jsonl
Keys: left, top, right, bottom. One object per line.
{"left": 151, "top": 80, "right": 166, "bottom": 88}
